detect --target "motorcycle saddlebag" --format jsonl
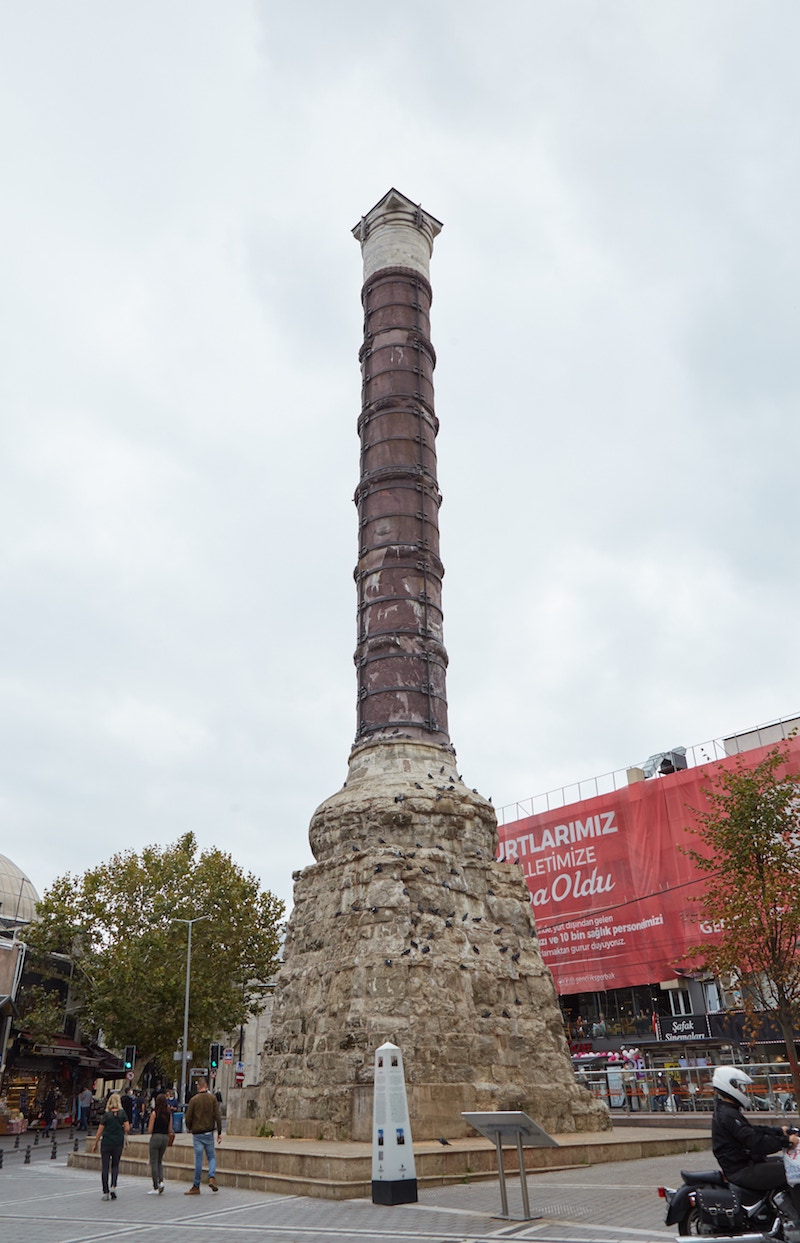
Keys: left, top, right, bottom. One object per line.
{"left": 694, "top": 1186, "right": 745, "bottom": 1232}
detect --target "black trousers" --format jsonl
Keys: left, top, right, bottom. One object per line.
{"left": 732, "top": 1157, "right": 800, "bottom": 1217}
{"left": 101, "top": 1144, "right": 123, "bottom": 1193}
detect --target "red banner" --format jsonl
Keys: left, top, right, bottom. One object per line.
{"left": 496, "top": 738, "right": 800, "bottom": 992}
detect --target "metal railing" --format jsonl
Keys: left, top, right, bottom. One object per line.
{"left": 577, "top": 1061, "right": 797, "bottom": 1114}
{"left": 497, "top": 712, "right": 800, "bottom": 826}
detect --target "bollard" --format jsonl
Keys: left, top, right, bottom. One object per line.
{"left": 371, "top": 1042, "right": 418, "bottom": 1205}
{"left": 14, "top": 1134, "right": 20, "bottom": 1148}
{"left": 24, "top": 1146, "right": 31, "bottom": 1164}
{"left": 73, "top": 1138, "right": 79, "bottom": 1153}
{"left": 0, "top": 1148, "right": 4, "bottom": 1168}
{"left": 33, "top": 1131, "right": 39, "bottom": 1145}
{"left": 50, "top": 1140, "right": 57, "bottom": 1159}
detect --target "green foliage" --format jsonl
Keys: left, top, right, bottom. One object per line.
{"left": 16, "top": 983, "right": 66, "bottom": 1045}
{"left": 26, "top": 832, "right": 284, "bottom": 1068}
{"left": 685, "top": 743, "right": 800, "bottom": 1088}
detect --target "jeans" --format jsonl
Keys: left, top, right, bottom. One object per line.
{"left": 192, "top": 1131, "right": 216, "bottom": 1185}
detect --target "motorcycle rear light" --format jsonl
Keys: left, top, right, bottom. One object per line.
{"left": 658, "top": 1188, "right": 666, "bottom": 1198}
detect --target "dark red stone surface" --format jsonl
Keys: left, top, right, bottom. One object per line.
{"left": 353, "top": 266, "right": 449, "bottom": 744}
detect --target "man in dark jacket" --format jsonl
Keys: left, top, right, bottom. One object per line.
{"left": 120, "top": 1088, "right": 134, "bottom": 1125}
{"left": 183, "top": 1077, "right": 222, "bottom": 1195}
{"left": 711, "top": 1065, "right": 800, "bottom": 1214}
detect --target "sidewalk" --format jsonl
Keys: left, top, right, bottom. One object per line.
{"left": 66, "top": 1119, "right": 713, "bottom": 1198}
{"left": 0, "top": 1137, "right": 704, "bottom": 1243}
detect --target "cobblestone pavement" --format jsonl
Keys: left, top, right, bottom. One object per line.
{"left": 0, "top": 1134, "right": 712, "bottom": 1243}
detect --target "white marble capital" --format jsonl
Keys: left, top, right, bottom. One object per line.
{"left": 353, "top": 187, "right": 442, "bottom": 281}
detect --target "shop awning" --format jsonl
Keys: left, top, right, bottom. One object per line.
{"left": 84, "top": 1042, "right": 124, "bottom": 1078}
{"left": 31, "top": 1036, "right": 86, "bottom": 1058}
{"left": 23, "top": 1033, "right": 124, "bottom": 1077}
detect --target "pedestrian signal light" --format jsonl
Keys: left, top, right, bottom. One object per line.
{"left": 123, "top": 1045, "right": 136, "bottom": 1071}
{"left": 209, "top": 1042, "right": 222, "bottom": 1071}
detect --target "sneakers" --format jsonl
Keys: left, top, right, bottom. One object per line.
{"left": 102, "top": 1193, "right": 110, "bottom": 1201}
{"left": 110, "top": 1190, "right": 117, "bottom": 1200}
{"left": 148, "top": 1188, "right": 160, "bottom": 1195}
{"left": 158, "top": 1183, "right": 165, "bottom": 1194}
{"left": 208, "top": 1178, "right": 219, "bottom": 1193}
{"left": 184, "top": 1185, "right": 200, "bottom": 1195}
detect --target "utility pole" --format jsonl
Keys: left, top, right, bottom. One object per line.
{"left": 172, "top": 915, "right": 209, "bottom": 1106}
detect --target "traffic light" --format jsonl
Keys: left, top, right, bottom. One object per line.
{"left": 123, "top": 1045, "right": 136, "bottom": 1072}
{"left": 209, "top": 1042, "right": 222, "bottom": 1072}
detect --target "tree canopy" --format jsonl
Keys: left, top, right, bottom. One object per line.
{"left": 685, "top": 743, "right": 800, "bottom": 1093}
{"left": 25, "top": 832, "right": 284, "bottom": 1069}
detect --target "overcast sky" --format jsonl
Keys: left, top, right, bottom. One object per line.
{"left": 2, "top": 1, "right": 799, "bottom": 914}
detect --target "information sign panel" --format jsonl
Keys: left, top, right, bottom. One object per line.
{"left": 462, "top": 1111, "right": 558, "bottom": 1221}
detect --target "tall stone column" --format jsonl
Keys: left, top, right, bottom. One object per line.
{"left": 230, "top": 190, "right": 609, "bottom": 1141}
{"left": 352, "top": 196, "right": 448, "bottom": 746}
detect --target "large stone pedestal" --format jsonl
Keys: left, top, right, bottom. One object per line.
{"left": 228, "top": 740, "right": 609, "bottom": 1140}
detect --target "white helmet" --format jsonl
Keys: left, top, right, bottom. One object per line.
{"left": 712, "top": 1065, "right": 753, "bottom": 1108}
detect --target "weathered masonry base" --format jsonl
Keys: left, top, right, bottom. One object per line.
{"left": 227, "top": 740, "right": 610, "bottom": 1141}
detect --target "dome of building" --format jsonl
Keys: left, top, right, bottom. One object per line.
{"left": 0, "top": 854, "right": 40, "bottom": 925}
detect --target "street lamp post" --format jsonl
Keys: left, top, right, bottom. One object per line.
{"left": 173, "top": 915, "right": 209, "bottom": 1106}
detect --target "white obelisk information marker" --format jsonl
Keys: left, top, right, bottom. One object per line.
{"left": 371, "top": 1042, "right": 418, "bottom": 1205}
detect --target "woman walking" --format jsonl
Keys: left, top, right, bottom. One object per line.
{"left": 91, "top": 1092, "right": 130, "bottom": 1200}
{"left": 147, "top": 1093, "right": 173, "bottom": 1193}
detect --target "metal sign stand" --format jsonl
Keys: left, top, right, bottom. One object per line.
{"left": 462, "top": 1111, "right": 558, "bottom": 1221}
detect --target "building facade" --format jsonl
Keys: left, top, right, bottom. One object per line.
{"left": 496, "top": 715, "right": 800, "bottom": 1084}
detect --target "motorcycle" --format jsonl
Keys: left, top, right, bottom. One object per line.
{"left": 660, "top": 1166, "right": 800, "bottom": 1242}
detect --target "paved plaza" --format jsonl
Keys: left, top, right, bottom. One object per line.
{"left": 0, "top": 1134, "right": 710, "bottom": 1243}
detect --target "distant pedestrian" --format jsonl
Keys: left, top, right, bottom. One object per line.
{"left": 147, "top": 1093, "right": 174, "bottom": 1194}
{"left": 183, "top": 1077, "right": 222, "bottom": 1194}
{"left": 42, "top": 1089, "right": 57, "bottom": 1137}
{"left": 136, "top": 1090, "right": 150, "bottom": 1134}
{"left": 78, "top": 1086, "right": 93, "bottom": 1131}
{"left": 120, "top": 1088, "right": 134, "bottom": 1125}
{"left": 92, "top": 1092, "right": 131, "bottom": 1200}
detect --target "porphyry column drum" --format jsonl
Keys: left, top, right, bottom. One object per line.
{"left": 354, "top": 261, "right": 449, "bottom": 743}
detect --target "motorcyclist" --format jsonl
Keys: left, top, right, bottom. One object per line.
{"left": 711, "top": 1065, "right": 800, "bottom": 1214}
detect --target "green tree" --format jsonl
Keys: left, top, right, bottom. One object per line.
{"left": 685, "top": 743, "right": 800, "bottom": 1098}
{"left": 15, "top": 983, "right": 66, "bottom": 1045}
{"left": 26, "top": 832, "right": 284, "bottom": 1071}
